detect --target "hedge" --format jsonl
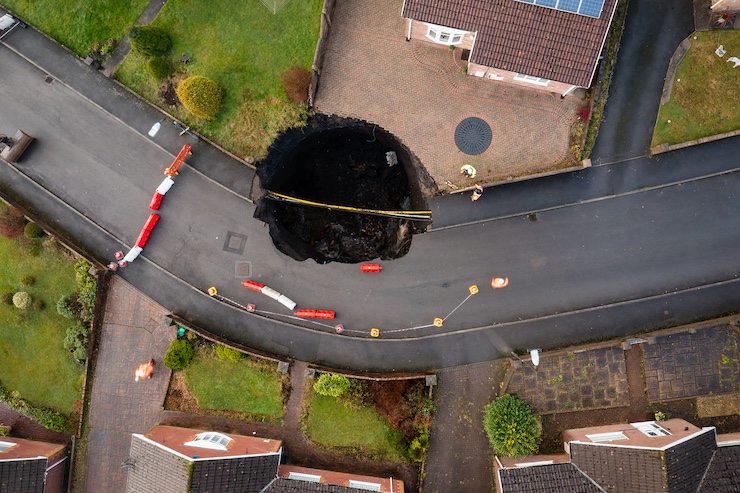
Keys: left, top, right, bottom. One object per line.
{"left": 483, "top": 394, "right": 541, "bottom": 457}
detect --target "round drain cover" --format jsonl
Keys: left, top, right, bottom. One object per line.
{"left": 454, "top": 117, "right": 492, "bottom": 155}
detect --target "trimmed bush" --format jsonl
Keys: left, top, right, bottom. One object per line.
{"left": 23, "top": 222, "right": 45, "bottom": 239}
{"left": 12, "top": 292, "right": 31, "bottom": 310}
{"left": 483, "top": 394, "right": 541, "bottom": 457}
{"left": 176, "top": 76, "right": 223, "bottom": 120}
{"left": 216, "top": 344, "right": 245, "bottom": 362}
{"left": 20, "top": 275, "right": 35, "bottom": 286}
{"left": 146, "top": 57, "right": 171, "bottom": 79}
{"left": 0, "top": 424, "right": 8, "bottom": 436}
{"left": 0, "top": 384, "right": 67, "bottom": 432}
{"left": 164, "top": 339, "right": 194, "bottom": 371}
{"left": 128, "top": 25, "right": 171, "bottom": 57}
{"left": 1, "top": 292, "right": 13, "bottom": 305}
{"left": 56, "top": 294, "right": 79, "bottom": 320}
{"left": 0, "top": 206, "right": 27, "bottom": 238}
{"left": 280, "top": 66, "right": 311, "bottom": 104}
{"left": 313, "top": 373, "right": 352, "bottom": 398}
{"left": 64, "top": 325, "right": 90, "bottom": 361}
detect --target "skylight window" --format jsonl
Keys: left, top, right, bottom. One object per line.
{"left": 632, "top": 421, "right": 671, "bottom": 438}
{"left": 586, "top": 431, "right": 627, "bottom": 443}
{"left": 183, "top": 432, "right": 233, "bottom": 451}
{"left": 0, "top": 441, "right": 16, "bottom": 453}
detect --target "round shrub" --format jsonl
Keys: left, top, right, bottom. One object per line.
{"left": 164, "top": 339, "right": 194, "bottom": 371}
{"left": 483, "top": 394, "right": 541, "bottom": 457}
{"left": 23, "top": 222, "right": 44, "bottom": 239}
{"left": 128, "top": 25, "right": 171, "bottom": 57}
{"left": 63, "top": 325, "right": 90, "bottom": 359}
{"left": 176, "top": 76, "right": 223, "bottom": 120}
{"left": 12, "top": 292, "right": 31, "bottom": 310}
{"left": 20, "top": 275, "right": 35, "bottom": 286}
{"left": 1, "top": 292, "right": 13, "bottom": 305}
{"left": 146, "top": 57, "right": 171, "bottom": 80}
{"left": 56, "top": 294, "right": 78, "bottom": 320}
{"left": 313, "top": 373, "right": 352, "bottom": 398}
{"left": 216, "top": 344, "right": 245, "bottom": 362}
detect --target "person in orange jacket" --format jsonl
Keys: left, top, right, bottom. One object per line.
{"left": 471, "top": 185, "right": 483, "bottom": 201}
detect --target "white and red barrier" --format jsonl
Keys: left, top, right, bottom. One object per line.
{"left": 294, "top": 309, "right": 335, "bottom": 319}
{"left": 241, "top": 280, "right": 297, "bottom": 310}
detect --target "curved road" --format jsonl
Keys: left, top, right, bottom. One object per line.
{"left": 1, "top": 2, "right": 739, "bottom": 372}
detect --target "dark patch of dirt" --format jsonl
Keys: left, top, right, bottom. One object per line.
{"left": 253, "top": 115, "right": 434, "bottom": 264}
{"left": 158, "top": 82, "right": 179, "bottom": 107}
{"left": 369, "top": 379, "right": 429, "bottom": 443}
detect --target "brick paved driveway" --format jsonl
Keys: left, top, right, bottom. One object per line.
{"left": 314, "top": 0, "right": 582, "bottom": 191}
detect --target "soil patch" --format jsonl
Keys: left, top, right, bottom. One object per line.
{"left": 253, "top": 115, "right": 431, "bottom": 264}
{"left": 158, "top": 82, "right": 179, "bottom": 107}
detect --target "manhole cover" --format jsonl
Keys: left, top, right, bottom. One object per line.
{"left": 454, "top": 117, "right": 492, "bottom": 155}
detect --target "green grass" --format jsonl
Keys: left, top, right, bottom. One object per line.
{"left": 0, "top": 235, "right": 82, "bottom": 413}
{"left": 652, "top": 30, "right": 740, "bottom": 147}
{"left": 115, "top": 0, "right": 321, "bottom": 159}
{"left": 184, "top": 344, "right": 285, "bottom": 419}
{"left": 2, "top": 0, "right": 149, "bottom": 56}
{"left": 306, "top": 391, "right": 405, "bottom": 461}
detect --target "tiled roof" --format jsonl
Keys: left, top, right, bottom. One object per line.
{"left": 402, "top": 0, "right": 618, "bottom": 87}
{"left": 498, "top": 463, "right": 603, "bottom": 492}
{"left": 191, "top": 454, "right": 280, "bottom": 493}
{"left": 261, "top": 477, "right": 390, "bottom": 493}
{"left": 699, "top": 444, "right": 740, "bottom": 492}
{"left": 0, "top": 458, "right": 47, "bottom": 493}
{"left": 126, "top": 435, "right": 191, "bottom": 493}
{"left": 665, "top": 429, "right": 716, "bottom": 492}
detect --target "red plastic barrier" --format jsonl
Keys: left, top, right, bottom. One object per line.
{"left": 361, "top": 263, "right": 382, "bottom": 273}
{"left": 294, "top": 309, "right": 335, "bottom": 319}
{"left": 241, "top": 280, "right": 265, "bottom": 292}
{"left": 149, "top": 192, "right": 164, "bottom": 211}
{"left": 135, "top": 229, "right": 150, "bottom": 248}
{"left": 143, "top": 213, "right": 160, "bottom": 232}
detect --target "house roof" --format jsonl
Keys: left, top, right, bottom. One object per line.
{"left": 402, "top": 0, "right": 619, "bottom": 87}
{"left": 498, "top": 463, "right": 603, "bottom": 493}
{"left": 261, "top": 477, "right": 394, "bottom": 493}
{"left": 569, "top": 427, "right": 717, "bottom": 493}
{"left": 278, "top": 465, "right": 403, "bottom": 492}
{"left": 0, "top": 457, "right": 47, "bottom": 493}
{"left": 698, "top": 444, "right": 740, "bottom": 492}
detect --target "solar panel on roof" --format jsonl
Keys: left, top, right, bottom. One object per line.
{"left": 516, "top": 0, "right": 605, "bottom": 18}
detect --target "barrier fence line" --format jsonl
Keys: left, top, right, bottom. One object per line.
{"left": 267, "top": 191, "right": 432, "bottom": 221}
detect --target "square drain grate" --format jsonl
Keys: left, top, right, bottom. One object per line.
{"left": 223, "top": 231, "right": 248, "bottom": 255}
{"left": 235, "top": 261, "right": 252, "bottom": 278}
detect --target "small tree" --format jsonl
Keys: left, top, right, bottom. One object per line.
{"left": 0, "top": 206, "right": 27, "bottom": 238}
{"left": 313, "top": 373, "right": 352, "bottom": 398}
{"left": 176, "top": 76, "right": 223, "bottom": 120}
{"left": 23, "top": 222, "right": 45, "bottom": 239}
{"left": 164, "top": 339, "right": 194, "bottom": 371}
{"left": 12, "top": 292, "right": 31, "bottom": 310}
{"left": 64, "top": 325, "right": 90, "bottom": 361}
{"left": 146, "top": 57, "right": 172, "bottom": 80}
{"left": 216, "top": 344, "right": 245, "bottom": 362}
{"left": 128, "top": 25, "right": 171, "bottom": 57}
{"left": 483, "top": 394, "right": 541, "bottom": 457}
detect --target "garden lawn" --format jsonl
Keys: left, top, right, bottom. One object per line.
{"left": 306, "top": 392, "right": 405, "bottom": 461}
{"left": 652, "top": 30, "right": 740, "bottom": 147}
{"left": 2, "top": 0, "right": 149, "bottom": 56}
{"left": 115, "top": 0, "right": 322, "bottom": 159}
{"left": 0, "top": 235, "right": 82, "bottom": 413}
{"left": 184, "top": 345, "right": 284, "bottom": 419}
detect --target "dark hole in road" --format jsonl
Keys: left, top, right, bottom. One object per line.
{"left": 253, "top": 115, "right": 429, "bottom": 264}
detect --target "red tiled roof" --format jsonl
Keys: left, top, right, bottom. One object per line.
{"left": 402, "top": 0, "right": 618, "bottom": 87}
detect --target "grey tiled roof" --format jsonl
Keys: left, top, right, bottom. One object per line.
{"left": 402, "top": 0, "right": 618, "bottom": 87}
{"left": 498, "top": 463, "right": 602, "bottom": 492}
{"left": 261, "top": 477, "right": 387, "bottom": 493}
{"left": 699, "top": 444, "right": 740, "bottom": 492}
{"left": 191, "top": 454, "right": 280, "bottom": 493}
{"left": 126, "top": 435, "right": 191, "bottom": 493}
{"left": 665, "top": 429, "right": 716, "bottom": 492}
{"left": 0, "top": 458, "right": 47, "bottom": 493}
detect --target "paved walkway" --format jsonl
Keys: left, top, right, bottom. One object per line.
{"left": 314, "top": 0, "right": 581, "bottom": 191}
{"left": 83, "top": 277, "right": 174, "bottom": 493}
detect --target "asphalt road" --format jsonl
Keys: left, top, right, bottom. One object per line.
{"left": 1, "top": 5, "right": 739, "bottom": 372}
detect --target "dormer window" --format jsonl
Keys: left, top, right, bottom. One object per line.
{"left": 184, "top": 432, "right": 233, "bottom": 451}
{"left": 288, "top": 472, "right": 322, "bottom": 482}
{"left": 632, "top": 421, "right": 671, "bottom": 437}
{"left": 349, "top": 480, "right": 382, "bottom": 491}
{"left": 425, "top": 23, "right": 466, "bottom": 45}
{"left": 586, "top": 431, "right": 627, "bottom": 443}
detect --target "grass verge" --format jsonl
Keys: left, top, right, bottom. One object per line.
{"left": 2, "top": 0, "right": 149, "bottom": 56}
{"left": 651, "top": 30, "right": 740, "bottom": 147}
{"left": 304, "top": 385, "right": 405, "bottom": 462}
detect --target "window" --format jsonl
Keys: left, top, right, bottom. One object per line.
{"left": 513, "top": 73, "right": 550, "bottom": 86}
{"left": 183, "top": 432, "right": 233, "bottom": 451}
{"left": 425, "top": 24, "right": 466, "bottom": 45}
{"left": 632, "top": 421, "right": 671, "bottom": 437}
{"left": 586, "top": 431, "right": 627, "bottom": 443}
{"left": 349, "top": 480, "right": 382, "bottom": 491}
{"left": 288, "top": 472, "right": 322, "bottom": 482}
{"left": 0, "top": 441, "right": 16, "bottom": 452}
